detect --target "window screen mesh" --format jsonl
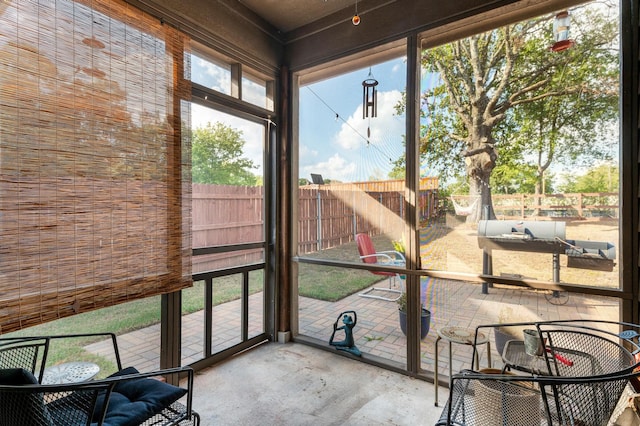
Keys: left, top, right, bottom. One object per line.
{"left": 0, "top": 0, "right": 192, "bottom": 332}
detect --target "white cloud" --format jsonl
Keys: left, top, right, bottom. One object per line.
{"left": 193, "top": 57, "right": 230, "bottom": 94}
{"left": 242, "top": 78, "right": 266, "bottom": 108}
{"left": 301, "top": 153, "right": 357, "bottom": 182}
{"left": 297, "top": 89, "right": 407, "bottom": 182}
{"left": 334, "top": 90, "right": 404, "bottom": 151}
{"left": 298, "top": 144, "right": 319, "bottom": 164}
{"left": 392, "top": 59, "right": 406, "bottom": 73}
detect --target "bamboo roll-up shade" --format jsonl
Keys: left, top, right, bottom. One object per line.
{"left": 0, "top": 0, "right": 192, "bottom": 333}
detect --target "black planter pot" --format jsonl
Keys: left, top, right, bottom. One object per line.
{"left": 398, "top": 308, "right": 431, "bottom": 339}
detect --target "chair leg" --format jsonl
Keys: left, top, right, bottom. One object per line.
{"left": 358, "top": 276, "right": 402, "bottom": 301}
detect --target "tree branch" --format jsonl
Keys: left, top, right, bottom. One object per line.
{"left": 461, "top": 144, "right": 494, "bottom": 157}
{"left": 435, "top": 61, "right": 472, "bottom": 127}
{"left": 485, "top": 27, "right": 514, "bottom": 122}
{"left": 454, "top": 40, "right": 474, "bottom": 96}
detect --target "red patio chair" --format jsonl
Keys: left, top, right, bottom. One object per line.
{"left": 356, "top": 233, "right": 404, "bottom": 301}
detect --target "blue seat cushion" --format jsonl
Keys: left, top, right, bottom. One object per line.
{"left": 0, "top": 367, "right": 39, "bottom": 385}
{"left": 94, "top": 367, "right": 187, "bottom": 426}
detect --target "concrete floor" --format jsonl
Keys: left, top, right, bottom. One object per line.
{"left": 191, "top": 342, "right": 446, "bottom": 425}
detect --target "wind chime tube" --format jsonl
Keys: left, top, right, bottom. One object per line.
{"left": 362, "top": 69, "right": 378, "bottom": 119}
{"left": 362, "top": 85, "right": 367, "bottom": 119}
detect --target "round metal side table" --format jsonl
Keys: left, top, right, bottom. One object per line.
{"left": 42, "top": 361, "right": 100, "bottom": 384}
{"left": 434, "top": 326, "right": 491, "bottom": 406}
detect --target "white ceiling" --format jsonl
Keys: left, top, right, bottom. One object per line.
{"left": 239, "top": 0, "right": 360, "bottom": 33}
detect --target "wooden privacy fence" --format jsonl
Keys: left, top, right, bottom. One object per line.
{"left": 298, "top": 179, "right": 439, "bottom": 254}
{"left": 449, "top": 192, "right": 619, "bottom": 219}
{"left": 194, "top": 186, "right": 616, "bottom": 272}
{"left": 192, "top": 184, "right": 264, "bottom": 273}
{"left": 193, "top": 178, "right": 439, "bottom": 271}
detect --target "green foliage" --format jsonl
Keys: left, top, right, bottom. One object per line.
{"left": 387, "top": 167, "right": 405, "bottom": 180}
{"left": 491, "top": 163, "right": 554, "bottom": 194}
{"left": 396, "top": 292, "right": 425, "bottom": 313}
{"left": 442, "top": 176, "right": 470, "bottom": 196}
{"left": 397, "top": 292, "right": 408, "bottom": 312}
{"left": 398, "top": 3, "right": 619, "bottom": 209}
{"left": 510, "top": 6, "right": 619, "bottom": 193}
{"left": 558, "top": 164, "right": 618, "bottom": 193}
{"left": 392, "top": 240, "right": 405, "bottom": 253}
{"left": 191, "top": 121, "right": 258, "bottom": 185}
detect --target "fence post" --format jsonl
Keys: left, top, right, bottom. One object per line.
{"left": 317, "top": 190, "right": 322, "bottom": 251}
{"left": 577, "top": 193, "right": 583, "bottom": 218}
{"left": 352, "top": 190, "right": 357, "bottom": 239}
{"left": 482, "top": 204, "right": 493, "bottom": 294}
{"left": 379, "top": 193, "right": 383, "bottom": 233}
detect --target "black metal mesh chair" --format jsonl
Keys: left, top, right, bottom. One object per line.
{"left": 0, "top": 381, "right": 112, "bottom": 426}
{"left": 474, "top": 320, "right": 640, "bottom": 376}
{"left": 0, "top": 336, "right": 49, "bottom": 382}
{"left": 537, "top": 321, "right": 638, "bottom": 377}
{"left": 438, "top": 320, "right": 640, "bottom": 425}
{"left": 0, "top": 333, "right": 200, "bottom": 426}
{"left": 436, "top": 369, "right": 636, "bottom": 426}
{"left": 0, "top": 368, "right": 202, "bottom": 426}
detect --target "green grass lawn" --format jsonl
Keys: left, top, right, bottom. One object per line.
{"left": 298, "top": 263, "right": 380, "bottom": 301}
{"left": 297, "top": 237, "right": 388, "bottom": 301}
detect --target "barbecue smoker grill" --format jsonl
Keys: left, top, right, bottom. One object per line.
{"left": 477, "top": 220, "right": 616, "bottom": 302}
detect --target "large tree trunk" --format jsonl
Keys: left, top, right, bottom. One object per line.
{"left": 462, "top": 139, "right": 498, "bottom": 223}
{"left": 464, "top": 146, "right": 497, "bottom": 223}
{"left": 467, "top": 171, "right": 495, "bottom": 222}
{"left": 532, "top": 175, "right": 544, "bottom": 217}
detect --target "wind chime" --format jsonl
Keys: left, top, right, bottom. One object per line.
{"left": 550, "top": 10, "right": 575, "bottom": 52}
{"left": 362, "top": 67, "right": 378, "bottom": 139}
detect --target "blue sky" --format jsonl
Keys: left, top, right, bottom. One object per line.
{"left": 299, "top": 57, "right": 410, "bottom": 183}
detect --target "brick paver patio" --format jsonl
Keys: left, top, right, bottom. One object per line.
{"left": 86, "top": 277, "right": 618, "bottom": 381}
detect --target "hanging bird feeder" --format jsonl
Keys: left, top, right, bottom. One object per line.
{"left": 550, "top": 10, "right": 575, "bottom": 52}
{"left": 352, "top": 0, "right": 360, "bottom": 25}
{"left": 362, "top": 68, "right": 378, "bottom": 119}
